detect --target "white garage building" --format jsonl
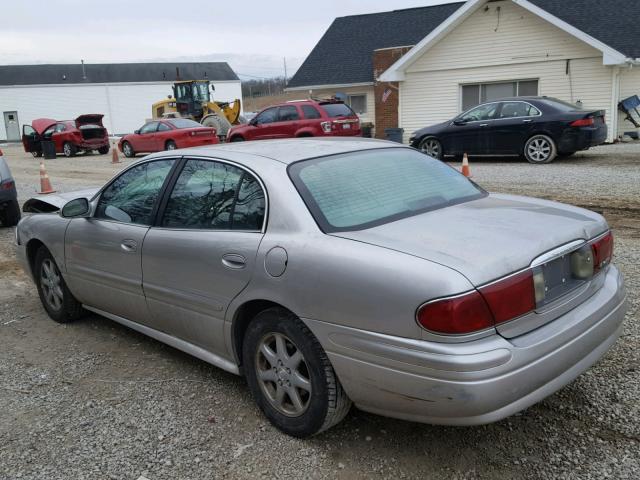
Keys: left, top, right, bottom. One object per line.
{"left": 0, "top": 62, "right": 242, "bottom": 141}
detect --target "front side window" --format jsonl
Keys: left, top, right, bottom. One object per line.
{"left": 139, "top": 122, "right": 159, "bottom": 134}
{"left": 95, "top": 160, "right": 175, "bottom": 225}
{"left": 289, "top": 148, "right": 485, "bottom": 232}
{"left": 55, "top": 123, "right": 66, "bottom": 133}
{"left": 162, "top": 159, "right": 265, "bottom": 231}
{"left": 278, "top": 106, "right": 300, "bottom": 122}
{"left": 255, "top": 108, "right": 277, "bottom": 125}
{"left": 460, "top": 103, "right": 499, "bottom": 122}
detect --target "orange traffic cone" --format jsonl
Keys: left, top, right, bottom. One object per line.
{"left": 461, "top": 153, "right": 471, "bottom": 178}
{"left": 111, "top": 142, "right": 121, "bottom": 164}
{"left": 38, "top": 161, "right": 56, "bottom": 194}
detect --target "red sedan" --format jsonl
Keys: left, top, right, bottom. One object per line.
{"left": 118, "top": 119, "right": 218, "bottom": 157}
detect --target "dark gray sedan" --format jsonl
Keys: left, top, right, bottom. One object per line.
{"left": 16, "top": 139, "right": 626, "bottom": 437}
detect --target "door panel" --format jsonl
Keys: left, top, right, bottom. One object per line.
{"left": 491, "top": 102, "right": 541, "bottom": 154}
{"left": 446, "top": 103, "right": 500, "bottom": 155}
{"left": 22, "top": 125, "right": 40, "bottom": 152}
{"left": 142, "top": 158, "right": 267, "bottom": 353}
{"left": 65, "top": 219, "right": 150, "bottom": 322}
{"left": 142, "top": 230, "right": 263, "bottom": 352}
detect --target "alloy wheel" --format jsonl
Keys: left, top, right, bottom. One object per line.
{"left": 123, "top": 143, "right": 133, "bottom": 157}
{"left": 255, "top": 332, "right": 312, "bottom": 417}
{"left": 421, "top": 138, "right": 441, "bottom": 158}
{"left": 63, "top": 144, "right": 72, "bottom": 157}
{"left": 40, "top": 259, "right": 63, "bottom": 311}
{"left": 527, "top": 138, "right": 552, "bottom": 162}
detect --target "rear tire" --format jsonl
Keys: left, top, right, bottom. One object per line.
{"left": 243, "top": 308, "right": 351, "bottom": 438}
{"left": 34, "top": 247, "right": 84, "bottom": 323}
{"left": 63, "top": 142, "right": 77, "bottom": 158}
{"left": 524, "top": 134, "right": 557, "bottom": 164}
{"left": 230, "top": 136, "right": 245, "bottom": 142}
{"left": 165, "top": 140, "right": 177, "bottom": 151}
{"left": 418, "top": 136, "right": 443, "bottom": 159}
{"left": 98, "top": 146, "right": 110, "bottom": 155}
{"left": 0, "top": 200, "right": 21, "bottom": 227}
{"left": 122, "top": 141, "right": 135, "bottom": 158}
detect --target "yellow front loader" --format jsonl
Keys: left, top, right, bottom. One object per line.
{"left": 151, "top": 80, "right": 242, "bottom": 138}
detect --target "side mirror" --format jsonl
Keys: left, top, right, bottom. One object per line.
{"left": 134, "top": 129, "right": 140, "bottom": 134}
{"left": 249, "top": 118, "right": 258, "bottom": 126}
{"left": 453, "top": 119, "right": 467, "bottom": 126}
{"left": 61, "top": 198, "right": 90, "bottom": 218}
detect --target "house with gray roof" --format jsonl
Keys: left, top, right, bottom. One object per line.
{"left": 288, "top": 0, "right": 640, "bottom": 141}
{"left": 0, "top": 62, "right": 241, "bottom": 140}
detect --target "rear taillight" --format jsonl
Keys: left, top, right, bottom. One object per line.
{"left": 570, "top": 118, "right": 594, "bottom": 127}
{"left": 592, "top": 231, "right": 613, "bottom": 273}
{"left": 478, "top": 271, "right": 536, "bottom": 324}
{"left": 0, "top": 148, "right": 3, "bottom": 155}
{"left": 0, "top": 180, "right": 15, "bottom": 191}
{"left": 417, "top": 291, "right": 494, "bottom": 335}
{"left": 320, "top": 121, "right": 332, "bottom": 133}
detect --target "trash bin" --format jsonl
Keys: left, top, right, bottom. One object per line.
{"left": 384, "top": 128, "right": 404, "bottom": 144}
{"left": 361, "top": 122, "right": 374, "bottom": 138}
{"left": 42, "top": 140, "right": 56, "bottom": 159}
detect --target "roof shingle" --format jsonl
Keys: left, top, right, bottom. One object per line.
{"left": 0, "top": 62, "right": 239, "bottom": 86}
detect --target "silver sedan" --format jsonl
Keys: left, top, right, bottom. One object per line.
{"left": 15, "top": 139, "right": 627, "bottom": 437}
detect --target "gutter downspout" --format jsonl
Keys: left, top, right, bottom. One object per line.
{"left": 610, "top": 66, "right": 620, "bottom": 143}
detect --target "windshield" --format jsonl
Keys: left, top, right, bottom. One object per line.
{"left": 289, "top": 148, "right": 486, "bottom": 232}
{"left": 319, "top": 102, "right": 356, "bottom": 118}
{"left": 166, "top": 118, "right": 202, "bottom": 129}
{"left": 192, "top": 82, "right": 210, "bottom": 102}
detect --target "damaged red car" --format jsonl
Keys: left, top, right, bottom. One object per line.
{"left": 22, "top": 115, "right": 110, "bottom": 158}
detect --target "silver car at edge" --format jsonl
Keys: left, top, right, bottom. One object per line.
{"left": 15, "top": 138, "right": 627, "bottom": 437}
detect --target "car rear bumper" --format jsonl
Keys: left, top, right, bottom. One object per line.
{"left": 77, "top": 140, "right": 109, "bottom": 150}
{"left": 559, "top": 124, "right": 608, "bottom": 152}
{"left": 303, "top": 264, "right": 626, "bottom": 426}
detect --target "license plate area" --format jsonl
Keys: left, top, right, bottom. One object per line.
{"left": 534, "top": 254, "right": 586, "bottom": 308}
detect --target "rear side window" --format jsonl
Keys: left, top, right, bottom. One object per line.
{"left": 499, "top": 102, "right": 540, "bottom": 118}
{"left": 157, "top": 123, "right": 171, "bottom": 132}
{"left": 318, "top": 103, "right": 356, "bottom": 118}
{"left": 162, "top": 159, "right": 265, "bottom": 231}
{"left": 541, "top": 98, "right": 584, "bottom": 112}
{"left": 255, "top": 108, "right": 277, "bottom": 125}
{"left": 301, "top": 105, "right": 321, "bottom": 119}
{"left": 278, "top": 106, "right": 300, "bottom": 122}
{"left": 289, "top": 148, "right": 485, "bottom": 232}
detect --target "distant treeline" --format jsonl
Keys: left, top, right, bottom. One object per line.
{"left": 241, "top": 77, "right": 288, "bottom": 98}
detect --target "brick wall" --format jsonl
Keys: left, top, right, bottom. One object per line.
{"left": 373, "top": 46, "right": 412, "bottom": 139}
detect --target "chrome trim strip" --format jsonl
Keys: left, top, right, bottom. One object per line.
{"left": 84, "top": 306, "right": 240, "bottom": 375}
{"left": 531, "top": 239, "right": 587, "bottom": 267}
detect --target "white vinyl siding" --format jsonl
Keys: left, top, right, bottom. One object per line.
{"left": 399, "top": 0, "right": 618, "bottom": 143}
{"left": 400, "top": 57, "right": 614, "bottom": 143}
{"left": 0, "top": 81, "right": 242, "bottom": 140}
{"left": 618, "top": 67, "right": 640, "bottom": 138}
{"left": 308, "top": 86, "right": 375, "bottom": 124}
{"left": 407, "top": 0, "right": 600, "bottom": 74}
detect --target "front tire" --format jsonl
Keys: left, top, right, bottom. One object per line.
{"left": 418, "top": 136, "right": 443, "bottom": 159}
{"left": 34, "top": 247, "right": 84, "bottom": 323}
{"left": 98, "top": 146, "right": 110, "bottom": 155}
{"left": 524, "top": 134, "right": 557, "bottom": 164}
{"left": 63, "top": 142, "right": 77, "bottom": 158}
{"left": 122, "top": 141, "right": 135, "bottom": 158}
{"left": 243, "top": 308, "right": 351, "bottom": 437}
{"left": 165, "top": 140, "right": 177, "bottom": 151}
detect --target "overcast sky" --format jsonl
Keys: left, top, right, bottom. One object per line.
{"left": 1, "top": 0, "right": 461, "bottom": 78}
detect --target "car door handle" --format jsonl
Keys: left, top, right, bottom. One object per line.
{"left": 120, "top": 239, "right": 138, "bottom": 252}
{"left": 479, "top": 123, "right": 489, "bottom": 127}
{"left": 522, "top": 119, "right": 533, "bottom": 123}
{"left": 221, "top": 253, "right": 246, "bottom": 269}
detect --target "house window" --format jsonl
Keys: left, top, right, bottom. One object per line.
{"left": 347, "top": 94, "right": 367, "bottom": 114}
{"left": 461, "top": 80, "right": 539, "bottom": 111}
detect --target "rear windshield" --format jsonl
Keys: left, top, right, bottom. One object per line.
{"left": 319, "top": 102, "right": 356, "bottom": 118}
{"left": 541, "top": 97, "right": 584, "bottom": 112}
{"left": 166, "top": 118, "right": 202, "bottom": 129}
{"left": 289, "top": 148, "right": 486, "bottom": 232}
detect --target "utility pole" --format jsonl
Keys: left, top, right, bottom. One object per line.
{"left": 283, "top": 57, "right": 288, "bottom": 84}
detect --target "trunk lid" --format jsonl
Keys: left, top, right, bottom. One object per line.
{"left": 75, "top": 114, "right": 104, "bottom": 128}
{"left": 333, "top": 193, "right": 608, "bottom": 286}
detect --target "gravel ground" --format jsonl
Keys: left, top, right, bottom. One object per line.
{"left": 0, "top": 142, "right": 639, "bottom": 479}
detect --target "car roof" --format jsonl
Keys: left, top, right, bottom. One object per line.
{"left": 147, "top": 138, "right": 405, "bottom": 166}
